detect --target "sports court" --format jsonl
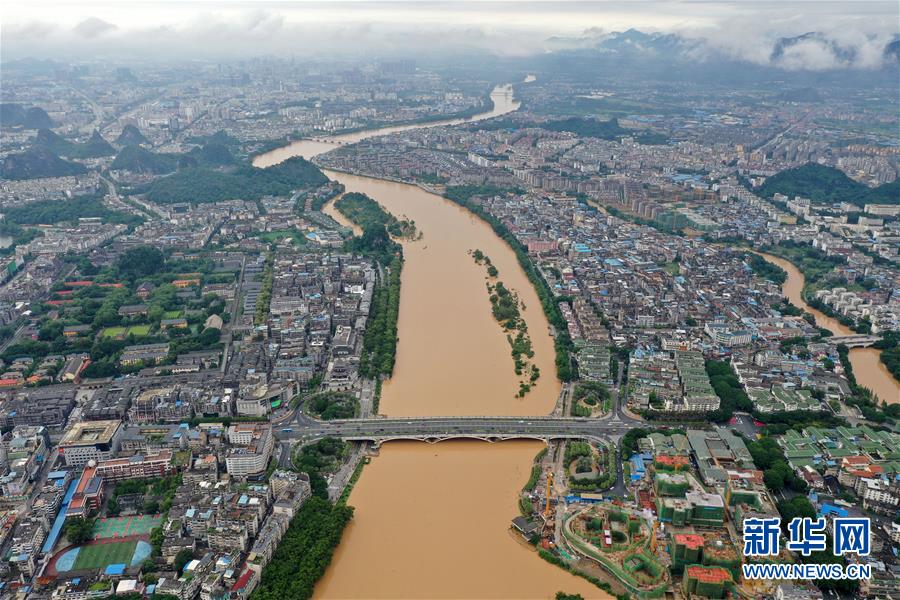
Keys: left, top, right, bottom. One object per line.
{"left": 92, "top": 515, "right": 162, "bottom": 539}
{"left": 51, "top": 538, "right": 152, "bottom": 574}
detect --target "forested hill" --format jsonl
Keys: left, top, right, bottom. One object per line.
{"left": 756, "top": 163, "right": 899, "bottom": 206}
{"left": 33, "top": 128, "right": 116, "bottom": 159}
{"left": 115, "top": 124, "right": 150, "bottom": 146}
{"left": 111, "top": 146, "right": 181, "bottom": 175}
{"left": 1, "top": 147, "right": 88, "bottom": 180}
{"left": 0, "top": 103, "right": 54, "bottom": 129}
{"left": 138, "top": 156, "right": 328, "bottom": 204}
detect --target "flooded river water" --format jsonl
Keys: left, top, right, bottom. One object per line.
{"left": 757, "top": 253, "right": 898, "bottom": 404}
{"left": 255, "top": 80, "right": 605, "bottom": 598}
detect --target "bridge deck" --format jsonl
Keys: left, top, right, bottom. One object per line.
{"left": 283, "top": 415, "right": 638, "bottom": 444}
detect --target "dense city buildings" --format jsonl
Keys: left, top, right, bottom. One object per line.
{"left": 0, "top": 2, "right": 898, "bottom": 598}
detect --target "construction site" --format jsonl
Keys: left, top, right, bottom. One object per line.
{"left": 509, "top": 428, "right": 820, "bottom": 599}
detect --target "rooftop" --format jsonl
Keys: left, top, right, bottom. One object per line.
{"left": 686, "top": 565, "right": 731, "bottom": 583}
{"left": 59, "top": 420, "right": 121, "bottom": 446}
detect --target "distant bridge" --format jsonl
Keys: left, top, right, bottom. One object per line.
{"left": 278, "top": 415, "right": 638, "bottom": 447}
{"left": 828, "top": 335, "right": 881, "bottom": 348}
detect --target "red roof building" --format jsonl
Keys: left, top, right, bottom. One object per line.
{"left": 674, "top": 534, "right": 705, "bottom": 550}
{"left": 685, "top": 565, "right": 731, "bottom": 583}
{"left": 66, "top": 466, "right": 104, "bottom": 517}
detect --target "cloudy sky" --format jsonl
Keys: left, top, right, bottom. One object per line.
{"left": 2, "top": 1, "right": 897, "bottom": 69}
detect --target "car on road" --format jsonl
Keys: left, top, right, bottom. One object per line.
{"left": 281, "top": 428, "right": 293, "bottom": 433}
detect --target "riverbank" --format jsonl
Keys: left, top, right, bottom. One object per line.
{"left": 756, "top": 252, "right": 899, "bottom": 404}
{"left": 328, "top": 88, "right": 498, "bottom": 136}
{"left": 314, "top": 441, "right": 603, "bottom": 599}
{"left": 255, "top": 77, "right": 610, "bottom": 599}
{"left": 317, "top": 166, "right": 577, "bottom": 385}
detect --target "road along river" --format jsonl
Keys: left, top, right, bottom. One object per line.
{"left": 757, "top": 253, "right": 899, "bottom": 404}
{"left": 255, "top": 81, "right": 606, "bottom": 598}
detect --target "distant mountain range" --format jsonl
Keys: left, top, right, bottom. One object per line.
{"left": 546, "top": 28, "right": 900, "bottom": 71}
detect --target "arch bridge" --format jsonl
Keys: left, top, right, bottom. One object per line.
{"left": 287, "top": 415, "right": 634, "bottom": 447}
{"left": 829, "top": 335, "right": 881, "bottom": 348}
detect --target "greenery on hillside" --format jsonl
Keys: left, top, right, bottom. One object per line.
{"left": 445, "top": 185, "right": 574, "bottom": 381}
{"left": 755, "top": 163, "right": 899, "bottom": 206}
{"left": 250, "top": 496, "right": 353, "bottom": 600}
{"left": 115, "top": 124, "right": 149, "bottom": 146}
{"left": 111, "top": 145, "right": 180, "bottom": 174}
{"left": 186, "top": 130, "right": 242, "bottom": 152}
{"left": 121, "top": 139, "right": 236, "bottom": 172}
{"left": 139, "top": 156, "right": 327, "bottom": 204}
{"left": 0, "top": 103, "right": 54, "bottom": 129}
{"left": 186, "top": 142, "right": 236, "bottom": 166}
{"left": 33, "top": 128, "right": 115, "bottom": 158}
{"left": 2, "top": 193, "right": 143, "bottom": 227}
{"left": 1, "top": 147, "right": 88, "bottom": 180}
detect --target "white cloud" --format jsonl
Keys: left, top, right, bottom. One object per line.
{"left": 0, "top": 1, "right": 896, "bottom": 69}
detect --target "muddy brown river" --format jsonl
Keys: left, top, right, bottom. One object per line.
{"left": 255, "top": 80, "right": 605, "bottom": 598}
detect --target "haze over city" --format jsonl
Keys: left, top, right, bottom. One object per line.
{"left": 0, "top": 1, "right": 898, "bottom": 599}
{"left": 4, "top": 1, "right": 899, "bottom": 69}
